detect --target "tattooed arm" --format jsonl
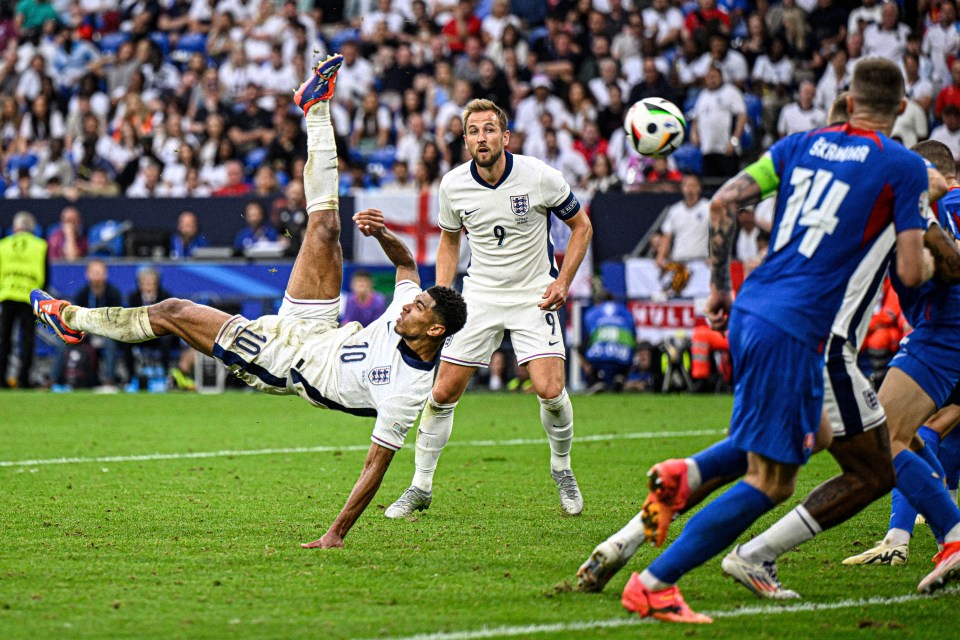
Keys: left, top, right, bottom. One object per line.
{"left": 925, "top": 223, "right": 960, "bottom": 284}
{"left": 706, "top": 169, "right": 763, "bottom": 331}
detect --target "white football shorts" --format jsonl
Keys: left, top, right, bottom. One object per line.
{"left": 213, "top": 293, "right": 352, "bottom": 396}
{"left": 441, "top": 293, "right": 565, "bottom": 368}
{"left": 823, "top": 335, "right": 886, "bottom": 437}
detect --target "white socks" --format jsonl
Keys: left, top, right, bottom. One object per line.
{"left": 64, "top": 306, "right": 156, "bottom": 343}
{"left": 539, "top": 389, "right": 574, "bottom": 472}
{"left": 885, "top": 528, "right": 912, "bottom": 546}
{"left": 606, "top": 511, "right": 647, "bottom": 563}
{"left": 739, "top": 505, "right": 822, "bottom": 563}
{"left": 411, "top": 393, "right": 457, "bottom": 493}
{"left": 304, "top": 101, "right": 338, "bottom": 213}
{"left": 685, "top": 458, "right": 702, "bottom": 492}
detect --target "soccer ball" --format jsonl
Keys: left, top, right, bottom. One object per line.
{"left": 624, "top": 98, "right": 686, "bottom": 157}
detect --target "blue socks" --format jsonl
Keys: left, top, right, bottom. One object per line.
{"left": 889, "top": 427, "right": 943, "bottom": 536}
{"left": 893, "top": 449, "right": 960, "bottom": 542}
{"left": 691, "top": 438, "right": 748, "bottom": 484}
{"left": 647, "top": 481, "right": 774, "bottom": 584}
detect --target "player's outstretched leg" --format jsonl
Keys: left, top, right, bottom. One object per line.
{"left": 33, "top": 289, "right": 229, "bottom": 355}
{"left": 577, "top": 440, "right": 746, "bottom": 592}
{"left": 288, "top": 53, "right": 345, "bottom": 305}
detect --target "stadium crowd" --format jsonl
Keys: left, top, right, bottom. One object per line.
{"left": 0, "top": 0, "right": 953, "bottom": 254}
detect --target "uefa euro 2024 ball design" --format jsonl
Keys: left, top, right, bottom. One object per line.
{"left": 624, "top": 97, "right": 686, "bottom": 157}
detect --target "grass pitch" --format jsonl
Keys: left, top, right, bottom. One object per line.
{"left": 1, "top": 392, "right": 954, "bottom": 639}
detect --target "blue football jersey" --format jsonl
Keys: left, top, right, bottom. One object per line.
{"left": 736, "top": 124, "right": 928, "bottom": 347}
{"left": 582, "top": 301, "right": 636, "bottom": 366}
{"left": 892, "top": 186, "right": 960, "bottom": 328}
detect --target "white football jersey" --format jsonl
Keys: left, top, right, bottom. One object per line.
{"left": 288, "top": 280, "right": 437, "bottom": 451}
{"left": 438, "top": 152, "right": 581, "bottom": 301}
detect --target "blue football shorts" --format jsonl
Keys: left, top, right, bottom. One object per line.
{"left": 728, "top": 307, "right": 824, "bottom": 465}
{"left": 888, "top": 324, "right": 960, "bottom": 409}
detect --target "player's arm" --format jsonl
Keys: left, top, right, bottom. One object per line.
{"left": 301, "top": 443, "right": 395, "bottom": 549}
{"left": 354, "top": 208, "right": 420, "bottom": 286}
{"left": 435, "top": 229, "right": 461, "bottom": 288}
{"left": 706, "top": 157, "right": 769, "bottom": 330}
{"left": 924, "top": 219, "right": 960, "bottom": 284}
{"left": 541, "top": 210, "right": 593, "bottom": 311}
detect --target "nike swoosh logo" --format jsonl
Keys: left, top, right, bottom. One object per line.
{"left": 465, "top": 208, "right": 479, "bottom": 216}
{"left": 548, "top": 340, "right": 560, "bottom": 346}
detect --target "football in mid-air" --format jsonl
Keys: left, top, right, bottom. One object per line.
{"left": 624, "top": 98, "right": 686, "bottom": 157}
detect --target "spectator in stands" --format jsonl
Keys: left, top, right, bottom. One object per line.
{"left": 567, "top": 79, "right": 599, "bottom": 134}
{"left": 487, "top": 22, "right": 528, "bottom": 71}
{"left": 862, "top": 0, "right": 910, "bottom": 59}
{"left": 351, "top": 90, "right": 392, "bottom": 155}
{"left": 930, "top": 104, "right": 960, "bottom": 162}
{"left": 15, "top": 53, "right": 47, "bottom": 104}
{"left": 252, "top": 166, "right": 281, "bottom": 199}
{"left": 228, "top": 84, "right": 272, "bottom": 155}
{"left": 75, "top": 167, "right": 121, "bottom": 198}
{"left": 848, "top": 0, "right": 882, "bottom": 35}
{"left": 158, "top": 143, "right": 199, "bottom": 195}
{"left": 51, "top": 25, "right": 99, "bottom": 95}
{"left": 684, "top": 0, "right": 730, "bottom": 49}
{"left": 105, "top": 40, "right": 138, "bottom": 102}
{"left": 643, "top": 0, "right": 683, "bottom": 51}
{"left": 212, "top": 159, "right": 252, "bottom": 197}
{"left": 20, "top": 93, "right": 64, "bottom": 149}
{"left": 734, "top": 205, "right": 763, "bottom": 265}
{"left": 627, "top": 57, "right": 677, "bottom": 108}
{"left": 335, "top": 39, "right": 375, "bottom": 108}
{"left": 0, "top": 211, "right": 47, "bottom": 389}
{"left": 656, "top": 173, "right": 710, "bottom": 270}
{"left": 234, "top": 199, "right": 277, "bottom": 255}
{"left": 15, "top": 0, "right": 58, "bottom": 37}
{"left": 777, "top": 80, "right": 826, "bottom": 138}
{"left": 572, "top": 120, "right": 608, "bottom": 169}
{"left": 542, "top": 126, "right": 590, "bottom": 189}
{"left": 514, "top": 74, "right": 571, "bottom": 143}
{"left": 808, "top": 0, "right": 848, "bottom": 61}
{"left": 580, "top": 293, "right": 636, "bottom": 394}
{"left": 382, "top": 161, "right": 415, "bottom": 192}
{"left": 341, "top": 270, "right": 387, "bottom": 327}
{"left": 584, "top": 152, "right": 621, "bottom": 199}
{"left": 892, "top": 97, "right": 930, "bottom": 150}
{"left": 170, "top": 210, "right": 209, "bottom": 259}
{"left": 596, "top": 83, "right": 628, "bottom": 142}
{"left": 936, "top": 58, "right": 960, "bottom": 119}
{"left": 126, "top": 158, "right": 163, "bottom": 197}
{"left": 35, "top": 137, "right": 75, "bottom": 189}
{"left": 5, "top": 167, "right": 46, "bottom": 198}
{"left": 482, "top": 0, "right": 520, "bottom": 46}
{"left": 693, "top": 33, "right": 749, "bottom": 89}
{"left": 641, "top": 156, "right": 684, "bottom": 192}
{"left": 471, "top": 57, "right": 511, "bottom": 114}
{"left": 442, "top": 0, "right": 481, "bottom": 55}
{"left": 690, "top": 65, "right": 747, "bottom": 178}
{"left": 923, "top": 0, "right": 959, "bottom": 92}
{"left": 435, "top": 78, "right": 474, "bottom": 142}
{"left": 123, "top": 266, "right": 175, "bottom": 391}
{"left": 271, "top": 178, "right": 307, "bottom": 254}
{"left": 69, "top": 259, "right": 123, "bottom": 390}
{"left": 904, "top": 51, "right": 935, "bottom": 114}
{"left": 0, "top": 94, "right": 21, "bottom": 149}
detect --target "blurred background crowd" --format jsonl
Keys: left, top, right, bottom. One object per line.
{"left": 2, "top": 0, "right": 951, "bottom": 222}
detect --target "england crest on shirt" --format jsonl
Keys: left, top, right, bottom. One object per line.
{"left": 510, "top": 195, "right": 530, "bottom": 216}
{"left": 368, "top": 366, "right": 391, "bottom": 385}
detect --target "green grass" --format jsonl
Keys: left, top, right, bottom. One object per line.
{"left": 0, "top": 392, "right": 953, "bottom": 639}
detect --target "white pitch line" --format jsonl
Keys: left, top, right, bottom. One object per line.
{"left": 0, "top": 429, "right": 722, "bottom": 468}
{"left": 351, "top": 588, "right": 960, "bottom": 640}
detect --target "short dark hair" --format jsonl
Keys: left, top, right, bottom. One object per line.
{"left": 913, "top": 140, "right": 957, "bottom": 180}
{"left": 850, "top": 58, "right": 903, "bottom": 118}
{"left": 352, "top": 270, "right": 372, "bottom": 282}
{"left": 426, "top": 286, "right": 467, "bottom": 338}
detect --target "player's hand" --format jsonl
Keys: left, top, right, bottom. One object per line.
{"left": 539, "top": 280, "right": 569, "bottom": 311}
{"left": 300, "top": 532, "right": 344, "bottom": 549}
{"left": 353, "top": 209, "right": 385, "bottom": 237}
{"left": 705, "top": 289, "right": 733, "bottom": 331}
